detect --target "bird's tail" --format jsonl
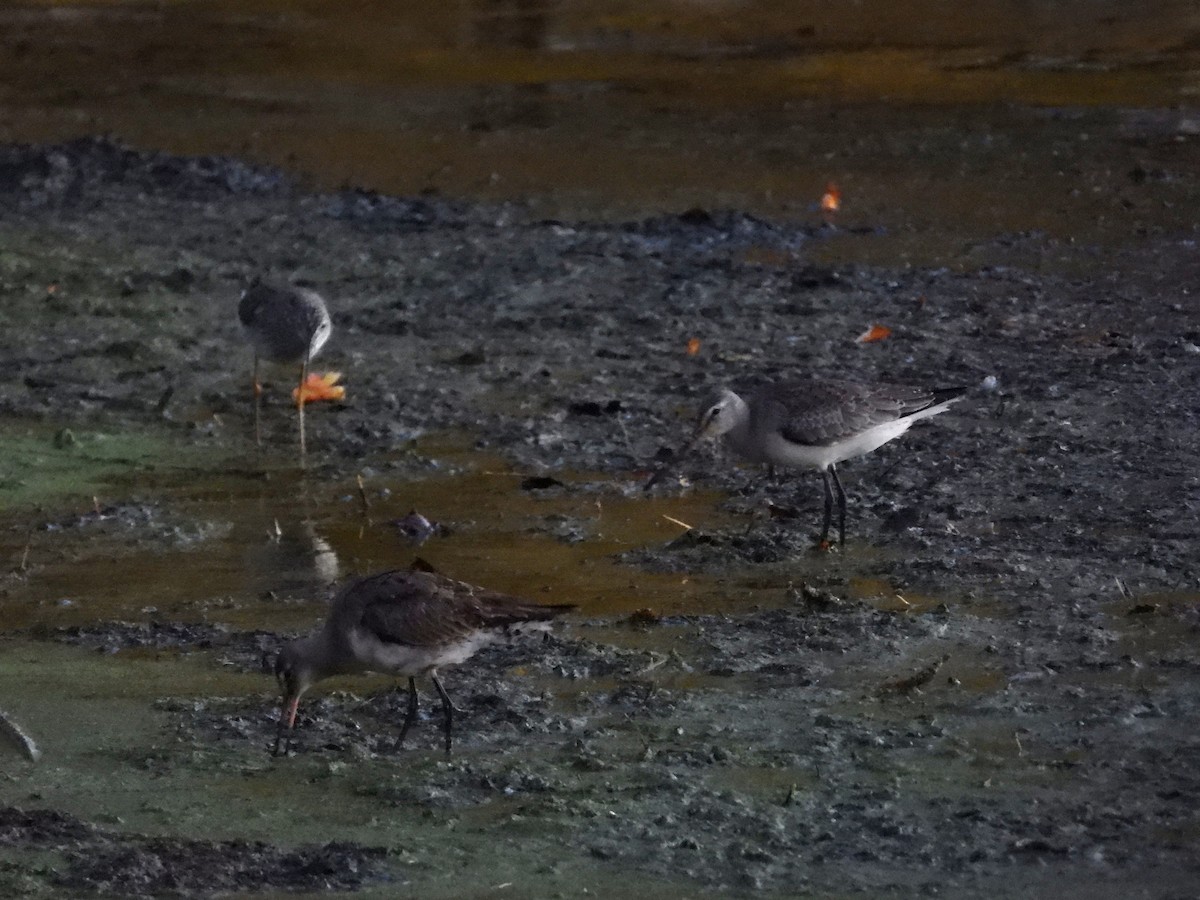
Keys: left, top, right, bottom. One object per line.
{"left": 479, "top": 598, "right": 576, "bottom": 633}
{"left": 930, "top": 386, "right": 969, "bottom": 406}
{"left": 908, "top": 386, "right": 968, "bottom": 422}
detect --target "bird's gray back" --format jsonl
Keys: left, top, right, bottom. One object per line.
{"left": 754, "top": 380, "right": 944, "bottom": 447}
{"left": 238, "top": 281, "right": 331, "bottom": 363}
{"left": 334, "top": 569, "right": 569, "bottom": 650}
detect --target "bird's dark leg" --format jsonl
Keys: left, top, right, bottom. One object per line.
{"left": 252, "top": 353, "right": 263, "bottom": 448}
{"left": 297, "top": 352, "right": 309, "bottom": 465}
{"left": 272, "top": 717, "right": 285, "bottom": 756}
{"left": 830, "top": 463, "right": 847, "bottom": 546}
{"left": 272, "top": 693, "right": 299, "bottom": 757}
{"left": 430, "top": 672, "right": 454, "bottom": 757}
{"left": 396, "top": 677, "right": 419, "bottom": 748}
{"left": 820, "top": 468, "right": 834, "bottom": 545}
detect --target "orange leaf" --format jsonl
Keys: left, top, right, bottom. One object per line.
{"left": 293, "top": 371, "right": 346, "bottom": 404}
{"left": 855, "top": 324, "right": 892, "bottom": 344}
{"left": 686, "top": 337, "right": 701, "bottom": 356}
{"left": 820, "top": 181, "right": 841, "bottom": 213}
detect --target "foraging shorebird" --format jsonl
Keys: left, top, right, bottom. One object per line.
{"left": 272, "top": 567, "right": 574, "bottom": 756}
{"left": 238, "top": 279, "right": 332, "bottom": 461}
{"left": 647, "top": 379, "right": 965, "bottom": 546}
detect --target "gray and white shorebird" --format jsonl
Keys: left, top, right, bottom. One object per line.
{"left": 238, "top": 279, "right": 332, "bottom": 461}
{"left": 272, "top": 567, "right": 575, "bottom": 756}
{"left": 647, "top": 379, "right": 966, "bottom": 546}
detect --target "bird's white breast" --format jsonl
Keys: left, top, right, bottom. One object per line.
{"left": 754, "top": 418, "right": 915, "bottom": 470}
{"left": 346, "top": 627, "right": 495, "bottom": 677}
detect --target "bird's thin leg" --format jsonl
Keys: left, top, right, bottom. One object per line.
{"left": 430, "top": 672, "right": 454, "bottom": 757}
{"left": 396, "top": 677, "right": 420, "bottom": 748}
{"left": 830, "top": 463, "right": 847, "bottom": 546}
{"left": 297, "top": 352, "right": 309, "bottom": 465}
{"left": 272, "top": 717, "right": 288, "bottom": 757}
{"left": 819, "top": 468, "right": 834, "bottom": 545}
{"left": 252, "top": 353, "right": 263, "bottom": 448}
{"left": 272, "top": 693, "right": 299, "bottom": 757}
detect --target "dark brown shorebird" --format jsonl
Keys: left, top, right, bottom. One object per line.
{"left": 238, "top": 279, "right": 332, "bottom": 461}
{"left": 647, "top": 379, "right": 965, "bottom": 546}
{"left": 272, "top": 567, "right": 574, "bottom": 756}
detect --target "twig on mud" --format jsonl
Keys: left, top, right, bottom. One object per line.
{"left": 636, "top": 651, "right": 670, "bottom": 675}
{"left": 0, "top": 709, "right": 40, "bottom": 762}
{"left": 616, "top": 414, "right": 635, "bottom": 458}
{"left": 18, "top": 531, "right": 32, "bottom": 572}
{"left": 781, "top": 783, "right": 798, "bottom": 806}
{"left": 155, "top": 385, "right": 174, "bottom": 416}
{"left": 876, "top": 654, "right": 950, "bottom": 697}
{"left": 356, "top": 474, "right": 371, "bottom": 519}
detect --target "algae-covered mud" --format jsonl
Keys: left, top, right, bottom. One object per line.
{"left": 0, "top": 125, "right": 1199, "bottom": 898}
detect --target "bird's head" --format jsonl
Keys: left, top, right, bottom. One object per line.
{"left": 644, "top": 388, "right": 747, "bottom": 491}
{"left": 273, "top": 641, "right": 317, "bottom": 711}
{"left": 691, "top": 388, "right": 744, "bottom": 441}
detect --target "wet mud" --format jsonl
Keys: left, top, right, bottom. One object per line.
{"left": 0, "top": 135, "right": 1199, "bottom": 898}
{"left": 0, "top": 807, "right": 386, "bottom": 897}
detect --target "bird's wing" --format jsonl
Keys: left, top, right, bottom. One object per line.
{"left": 762, "top": 381, "right": 939, "bottom": 447}
{"left": 237, "top": 282, "right": 328, "bottom": 338}
{"left": 344, "top": 570, "right": 570, "bottom": 648}
{"left": 288, "top": 287, "right": 331, "bottom": 337}
{"left": 237, "top": 281, "right": 278, "bottom": 329}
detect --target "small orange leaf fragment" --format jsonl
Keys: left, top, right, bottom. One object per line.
{"left": 855, "top": 323, "right": 892, "bottom": 344}
{"left": 686, "top": 337, "right": 701, "bottom": 356}
{"left": 293, "top": 371, "right": 346, "bottom": 404}
{"left": 820, "top": 182, "right": 841, "bottom": 213}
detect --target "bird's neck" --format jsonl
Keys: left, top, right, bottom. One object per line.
{"left": 293, "top": 630, "right": 346, "bottom": 682}
{"left": 721, "top": 406, "right": 761, "bottom": 462}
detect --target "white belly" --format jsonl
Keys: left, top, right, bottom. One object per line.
{"left": 346, "top": 629, "right": 494, "bottom": 676}
{"left": 752, "top": 418, "right": 915, "bottom": 470}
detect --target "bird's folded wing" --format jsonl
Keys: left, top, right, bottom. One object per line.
{"left": 763, "top": 381, "right": 935, "bottom": 446}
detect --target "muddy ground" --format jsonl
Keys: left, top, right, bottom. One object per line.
{"left": 0, "top": 137, "right": 1199, "bottom": 897}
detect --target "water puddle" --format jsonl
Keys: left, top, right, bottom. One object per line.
{"left": 1, "top": 424, "right": 779, "bottom": 644}
{"left": 2, "top": 2, "right": 1195, "bottom": 267}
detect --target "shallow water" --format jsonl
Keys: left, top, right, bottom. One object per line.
{"left": 2, "top": 1, "right": 1197, "bottom": 265}
{"left": 2, "top": 426, "right": 758, "bottom": 628}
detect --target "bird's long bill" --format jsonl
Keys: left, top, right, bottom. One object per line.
{"left": 284, "top": 694, "right": 300, "bottom": 729}
{"left": 272, "top": 694, "right": 300, "bottom": 756}
{"left": 643, "top": 428, "right": 707, "bottom": 491}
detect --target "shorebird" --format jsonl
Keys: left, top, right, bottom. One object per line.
{"left": 647, "top": 379, "right": 965, "bottom": 546}
{"left": 238, "top": 279, "right": 332, "bottom": 461}
{"left": 272, "top": 567, "right": 574, "bottom": 756}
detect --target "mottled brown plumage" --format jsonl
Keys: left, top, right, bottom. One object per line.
{"left": 272, "top": 568, "right": 574, "bottom": 756}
